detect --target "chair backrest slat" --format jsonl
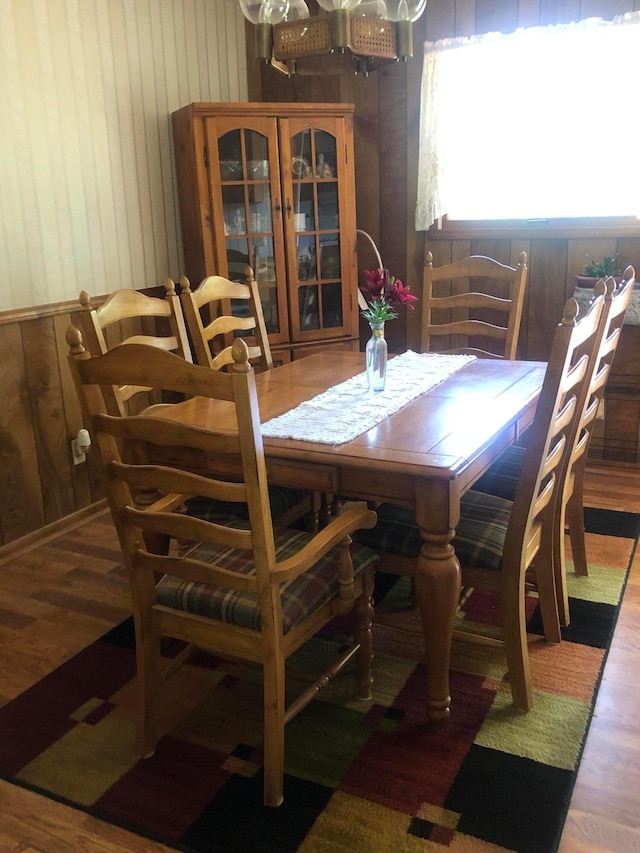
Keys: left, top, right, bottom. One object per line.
{"left": 77, "top": 281, "right": 193, "bottom": 415}
{"left": 180, "top": 270, "right": 273, "bottom": 373}
{"left": 567, "top": 268, "right": 635, "bottom": 476}
{"left": 66, "top": 330, "right": 277, "bottom": 597}
{"left": 420, "top": 251, "right": 528, "bottom": 359}
{"left": 503, "top": 286, "right": 607, "bottom": 569}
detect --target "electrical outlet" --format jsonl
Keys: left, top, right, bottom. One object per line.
{"left": 71, "top": 438, "right": 86, "bottom": 465}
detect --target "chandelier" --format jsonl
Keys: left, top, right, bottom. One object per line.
{"left": 238, "top": 0, "right": 427, "bottom": 76}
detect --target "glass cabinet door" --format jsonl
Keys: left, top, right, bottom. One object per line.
{"left": 281, "top": 119, "right": 353, "bottom": 343}
{"left": 205, "top": 119, "right": 289, "bottom": 346}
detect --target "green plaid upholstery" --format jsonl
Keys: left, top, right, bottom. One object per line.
{"left": 354, "top": 490, "right": 512, "bottom": 572}
{"left": 157, "top": 525, "right": 378, "bottom": 634}
{"left": 184, "top": 487, "right": 309, "bottom": 524}
{"left": 473, "top": 444, "right": 525, "bottom": 501}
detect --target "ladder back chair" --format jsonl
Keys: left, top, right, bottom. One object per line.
{"left": 180, "top": 269, "right": 317, "bottom": 530}
{"left": 78, "top": 280, "right": 192, "bottom": 416}
{"left": 357, "top": 289, "right": 607, "bottom": 712}
{"left": 66, "top": 334, "right": 378, "bottom": 807}
{"left": 473, "top": 268, "right": 636, "bottom": 626}
{"left": 79, "top": 278, "right": 310, "bottom": 530}
{"left": 179, "top": 270, "right": 273, "bottom": 372}
{"left": 420, "top": 251, "right": 528, "bottom": 359}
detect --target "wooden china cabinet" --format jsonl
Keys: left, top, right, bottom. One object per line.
{"left": 171, "top": 102, "right": 360, "bottom": 363}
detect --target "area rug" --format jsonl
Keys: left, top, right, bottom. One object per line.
{"left": 1, "top": 508, "right": 638, "bottom": 853}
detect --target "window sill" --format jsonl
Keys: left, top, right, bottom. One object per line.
{"left": 427, "top": 215, "right": 640, "bottom": 241}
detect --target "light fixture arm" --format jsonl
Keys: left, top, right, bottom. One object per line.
{"left": 330, "top": 8, "right": 351, "bottom": 51}
{"left": 256, "top": 20, "right": 273, "bottom": 62}
{"left": 396, "top": 19, "right": 413, "bottom": 59}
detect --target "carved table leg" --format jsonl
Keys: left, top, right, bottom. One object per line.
{"left": 414, "top": 526, "right": 461, "bottom": 723}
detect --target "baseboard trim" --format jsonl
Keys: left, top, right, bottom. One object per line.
{"left": 0, "top": 500, "right": 109, "bottom": 566}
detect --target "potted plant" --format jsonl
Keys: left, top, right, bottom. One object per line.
{"left": 576, "top": 254, "right": 622, "bottom": 288}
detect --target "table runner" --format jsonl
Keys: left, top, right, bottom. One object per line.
{"left": 262, "top": 350, "right": 476, "bottom": 445}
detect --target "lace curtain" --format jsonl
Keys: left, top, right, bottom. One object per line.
{"left": 415, "top": 12, "right": 640, "bottom": 230}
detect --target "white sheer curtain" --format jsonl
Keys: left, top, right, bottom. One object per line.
{"left": 415, "top": 12, "right": 640, "bottom": 230}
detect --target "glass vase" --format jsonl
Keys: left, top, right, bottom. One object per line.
{"left": 366, "top": 321, "right": 387, "bottom": 392}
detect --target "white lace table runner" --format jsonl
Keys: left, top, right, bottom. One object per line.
{"left": 262, "top": 350, "right": 476, "bottom": 445}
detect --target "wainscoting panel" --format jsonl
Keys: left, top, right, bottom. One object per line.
{"left": 0, "top": 301, "right": 117, "bottom": 547}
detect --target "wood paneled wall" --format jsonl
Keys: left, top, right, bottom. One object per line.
{"left": 0, "top": 292, "right": 172, "bottom": 547}
{"left": 0, "top": 303, "right": 105, "bottom": 546}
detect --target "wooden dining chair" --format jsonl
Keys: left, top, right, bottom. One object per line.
{"left": 78, "top": 280, "right": 309, "bottom": 530}
{"left": 420, "top": 251, "right": 528, "bottom": 359}
{"left": 356, "top": 289, "right": 607, "bottom": 712}
{"left": 473, "top": 267, "right": 636, "bottom": 626}
{"left": 180, "top": 268, "right": 318, "bottom": 529}
{"left": 66, "top": 333, "right": 378, "bottom": 807}
{"left": 78, "top": 280, "right": 193, "bottom": 416}
{"left": 179, "top": 269, "right": 272, "bottom": 372}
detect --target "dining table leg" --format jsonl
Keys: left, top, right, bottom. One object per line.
{"left": 414, "top": 485, "right": 461, "bottom": 723}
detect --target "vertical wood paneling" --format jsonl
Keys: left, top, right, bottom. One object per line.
{"left": 405, "top": 13, "right": 426, "bottom": 350}
{"left": 426, "top": 0, "right": 456, "bottom": 39}
{"left": 476, "top": 0, "right": 520, "bottom": 33}
{"left": 350, "top": 75, "right": 382, "bottom": 261}
{"left": 510, "top": 239, "right": 532, "bottom": 358}
{"left": 0, "top": 323, "right": 45, "bottom": 545}
{"left": 580, "top": 0, "right": 629, "bottom": 17}
{"left": 456, "top": 0, "right": 478, "bottom": 36}
{"left": 379, "top": 63, "right": 409, "bottom": 353}
{"left": 539, "top": 0, "right": 581, "bottom": 24}
{"left": 54, "top": 313, "right": 92, "bottom": 510}
{"left": 526, "top": 239, "right": 569, "bottom": 359}
{"left": 22, "top": 317, "right": 76, "bottom": 524}
{"left": 0, "top": 0, "right": 248, "bottom": 313}
{"left": 518, "top": 0, "right": 542, "bottom": 25}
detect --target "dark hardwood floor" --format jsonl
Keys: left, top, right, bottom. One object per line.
{"left": 0, "top": 463, "right": 638, "bottom": 851}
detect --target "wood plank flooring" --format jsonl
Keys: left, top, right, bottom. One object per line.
{"left": 0, "top": 463, "right": 638, "bottom": 852}
{"left": 560, "top": 467, "right": 640, "bottom": 853}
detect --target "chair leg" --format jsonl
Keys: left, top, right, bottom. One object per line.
{"left": 536, "top": 553, "right": 563, "bottom": 643}
{"left": 567, "top": 470, "right": 588, "bottom": 577}
{"left": 262, "top": 653, "right": 286, "bottom": 807}
{"left": 501, "top": 570, "right": 533, "bottom": 712}
{"left": 551, "top": 495, "right": 571, "bottom": 629}
{"left": 136, "top": 628, "right": 162, "bottom": 759}
{"left": 304, "top": 494, "right": 319, "bottom": 533}
{"left": 330, "top": 496, "right": 343, "bottom": 517}
{"left": 354, "top": 569, "right": 374, "bottom": 700}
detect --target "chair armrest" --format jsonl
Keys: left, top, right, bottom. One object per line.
{"left": 272, "top": 507, "right": 377, "bottom": 582}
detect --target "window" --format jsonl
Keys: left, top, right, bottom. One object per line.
{"left": 416, "top": 12, "right": 640, "bottom": 231}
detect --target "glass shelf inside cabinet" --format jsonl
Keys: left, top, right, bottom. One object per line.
{"left": 291, "top": 127, "right": 344, "bottom": 335}
{"left": 218, "top": 128, "right": 279, "bottom": 336}
{"left": 291, "top": 129, "right": 338, "bottom": 181}
{"left": 218, "top": 129, "right": 244, "bottom": 182}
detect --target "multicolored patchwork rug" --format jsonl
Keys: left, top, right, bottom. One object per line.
{"left": 1, "top": 508, "right": 638, "bottom": 853}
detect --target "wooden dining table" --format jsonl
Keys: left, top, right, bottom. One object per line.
{"left": 161, "top": 351, "right": 546, "bottom": 724}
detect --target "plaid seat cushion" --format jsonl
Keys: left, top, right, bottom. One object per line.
{"left": 354, "top": 490, "right": 512, "bottom": 572}
{"left": 473, "top": 444, "right": 525, "bottom": 501}
{"left": 184, "top": 487, "right": 309, "bottom": 525}
{"left": 157, "top": 525, "right": 378, "bottom": 634}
